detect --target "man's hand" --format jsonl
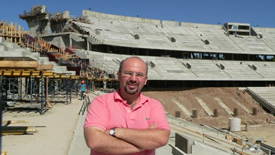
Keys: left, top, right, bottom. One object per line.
{"left": 148, "top": 122, "right": 158, "bottom": 129}
{"left": 114, "top": 127, "right": 170, "bottom": 150}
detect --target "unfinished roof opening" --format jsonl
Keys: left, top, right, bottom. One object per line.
{"left": 169, "top": 37, "right": 176, "bottom": 43}
{"left": 216, "top": 63, "right": 225, "bottom": 70}
{"left": 201, "top": 39, "right": 210, "bottom": 45}
{"left": 223, "top": 22, "right": 257, "bottom": 36}
{"left": 147, "top": 61, "right": 156, "bottom": 68}
{"left": 133, "top": 34, "right": 140, "bottom": 40}
{"left": 182, "top": 62, "right": 191, "bottom": 69}
{"left": 248, "top": 64, "right": 257, "bottom": 70}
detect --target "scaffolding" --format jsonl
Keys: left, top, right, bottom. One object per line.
{"left": 0, "top": 21, "right": 116, "bottom": 113}
{"left": 0, "top": 21, "right": 67, "bottom": 56}
{"left": 0, "top": 21, "right": 114, "bottom": 80}
{"left": 0, "top": 71, "right": 80, "bottom": 114}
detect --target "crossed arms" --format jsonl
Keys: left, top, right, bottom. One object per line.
{"left": 84, "top": 127, "right": 170, "bottom": 154}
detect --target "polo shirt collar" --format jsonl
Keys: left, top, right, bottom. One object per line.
{"left": 114, "top": 90, "right": 149, "bottom": 107}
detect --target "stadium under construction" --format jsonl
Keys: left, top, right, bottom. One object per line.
{"left": 1, "top": 5, "right": 275, "bottom": 155}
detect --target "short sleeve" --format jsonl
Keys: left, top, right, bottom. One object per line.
{"left": 150, "top": 99, "right": 170, "bottom": 130}
{"left": 84, "top": 96, "right": 109, "bottom": 130}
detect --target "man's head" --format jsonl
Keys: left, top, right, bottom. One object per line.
{"left": 118, "top": 57, "right": 148, "bottom": 96}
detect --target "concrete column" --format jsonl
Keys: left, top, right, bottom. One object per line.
{"left": 103, "top": 81, "right": 107, "bottom": 89}
{"left": 45, "top": 77, "right": 49, "bottom": 107}
{"left": 18, "top": 77, "right": 26, "bottom": 100}
{"left": 86, "top": 38, "right": 89, "bottom": 51}
{"left": 69, "top": 33, "right": 72, "bottom": 48}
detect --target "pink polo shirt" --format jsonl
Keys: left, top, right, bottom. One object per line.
{"left": 84, "top": 91, "right": 170, "bottom": 155}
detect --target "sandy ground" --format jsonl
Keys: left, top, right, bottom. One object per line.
{"left": 2, "top": 97, "right": 84, "bottom": 155}
{"left": 239, "top": 124, "right": 275, "bottom": 146}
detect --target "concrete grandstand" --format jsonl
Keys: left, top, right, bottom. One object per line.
{"left": 20, "top": 6, "right": 275, "bottom": 87}
{"left": 1, "top": 5, "right": 275, "bottom": 155}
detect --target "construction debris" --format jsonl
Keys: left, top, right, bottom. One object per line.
{"left": 1, "top": 126, "right": 37, "bottom": 135}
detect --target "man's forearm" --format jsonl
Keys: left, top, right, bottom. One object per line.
{"left": 84, "top": 127, "right": 143, "bottom": 154}
{"left": 115, "top": 128, "right": 170, "bottom": 150}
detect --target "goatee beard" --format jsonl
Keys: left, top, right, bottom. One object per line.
{"left": 125, "top": 87, "right": 138, "bottom": 95}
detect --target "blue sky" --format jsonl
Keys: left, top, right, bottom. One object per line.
{"left": 1, "top": 0, "right": 275, "bottom": 30}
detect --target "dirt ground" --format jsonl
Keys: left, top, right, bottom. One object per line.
{"left": 144, "top": 87, "right": 275, "bottom": 127}
{"left": 144, "top": 87, "right": 275, "bottom": 147}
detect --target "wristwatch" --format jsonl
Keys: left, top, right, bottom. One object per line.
{"left": 109, "top": 128, "right": 116, "bottom": 137}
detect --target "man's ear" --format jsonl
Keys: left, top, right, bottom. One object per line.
{"left": 117, "top": 72, "right": 120, "bottom": 80}
{"left": 144, "top": 78, "right": 148, "bottom": 85}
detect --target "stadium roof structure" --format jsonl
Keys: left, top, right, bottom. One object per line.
{"left": 20, "top": 6, "right": 275, "bottom": 86}
{"left": 74, "top": 10, "right": 275, "bottom": 55}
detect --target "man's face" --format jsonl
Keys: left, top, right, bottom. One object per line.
{"left": 118, "top": 58, "right": 148, "bottom": 95}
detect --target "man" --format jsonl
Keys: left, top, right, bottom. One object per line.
{"left": 80, "top": 80, "right": 87, "bottom": 100}
{"left": 84, "top": 57, "right": 170, "bottom": 155}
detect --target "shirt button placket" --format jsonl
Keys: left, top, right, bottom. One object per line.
{"left": 127, "top": 108, "right": 135, "bottom": 127}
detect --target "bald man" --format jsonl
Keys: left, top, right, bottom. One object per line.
{"left": 84, "top": 57, "right": 170, "bottom": 155}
